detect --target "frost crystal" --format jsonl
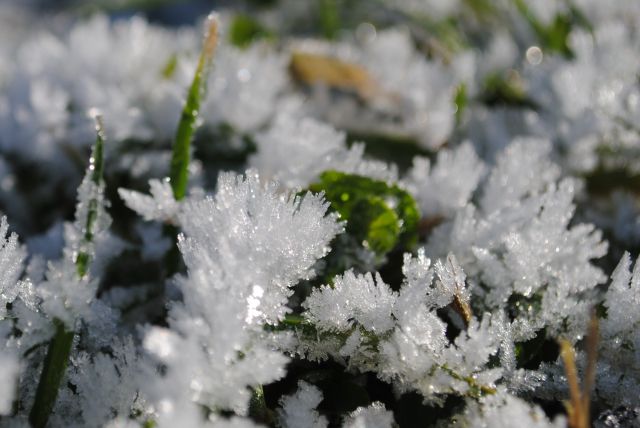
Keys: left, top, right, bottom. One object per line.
{"left": 38, "top": 260, "right": 96, "bottom": 329}
{"left": 461, "top": 390, "right": 565, "bottom": 428}
{"left": 294, "top": 252, "right": 507, "bottom": 402}
{"left": 304, "top": 271, "right": 397, "bottom": 334}
{"left": 1, "top": 2, "right": 640, "bottom": 426}
{"left": 0, "top": 216, "right": 27, "bottom": 318}
{"left": 426, "top": 139, "right": 607, "bottom": 339}
{"left": 0, "top": 349, "right": 20, "bottom": 415}
{"left": 67, "top": 337, "right": 147, "bottom": 427}
{"left": 119, "top": 179, "right": 181, "bottom": 223}
{"left": 595, "top": 252, "right": 640, "bottom": 407}
{"left": 343, "top": 402, "right": 395, "bottom": 428}
{"left": 406, "top": 143, "right": 486, "bottom": 218}
{"left": 143, "top": 170, "right": 342, "bottom": 425}
{"left": 204, "top": 44, "right": 287, "bottom": 132}
{"left": 250, "top": 115, "right": 396, "bottom": 189}
{"left": 277, "top": 381, "right": 327, "bottom": 428}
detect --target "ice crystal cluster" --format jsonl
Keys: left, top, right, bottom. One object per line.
{"left": 0, "top": 0, "right": 639, "bottom": 427}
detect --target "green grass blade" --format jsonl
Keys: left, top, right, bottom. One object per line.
{"left": 30, "top": 115, "right": 108, "bottom": 428}
{"left": 76, "top": 113, "right": 106, "bottom": 278}
{"left": 169, "top": 14, "right": 219, "bottom": 200}
{"left": 319, "top": 0, "right": 340, "bottom": 40}
{"left": 29, "top": 320, "right": 75, "bottom": 428}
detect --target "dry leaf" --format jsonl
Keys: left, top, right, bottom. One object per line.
{"left": 289, "top": 51, "right": 378, "bottom": 99}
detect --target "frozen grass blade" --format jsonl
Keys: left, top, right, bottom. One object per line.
{"left": 29, "top": 320, "right": 75, "bottom": 428}
{"left": 76, "top": 113, "right": 106, "bottom": 277}
{"left": 169, "top": 13, "right": 219, "bottom": 200}
{"left": 29, "top": 114, "right": 107, "bottom": 428}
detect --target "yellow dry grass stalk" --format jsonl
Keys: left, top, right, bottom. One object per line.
{"left": 452, "top": 292, "right": 473, "bottom": 327}
{"left": 559, "top": 312, "right": 599, "bottom": 428}
{"left": 289, "top": 52, "right": 378, "bottom": 99}
{"left": 448, "top": 254, "right": 473, "bottom": 327}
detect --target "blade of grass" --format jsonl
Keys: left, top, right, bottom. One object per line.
{"left": 76, "top": 112, "right": 106, "bottom": 277}
{"left": 29, "top": 320, "right": 75, "bottom": 428}
{"left": 319, "top": 0, "right": 340, "bottom": 40}
{"left": 169, "top": 13, "right": 219, "bottom": 200}
{"left": 29, "top": 114, "right": 107, "bottom": 428}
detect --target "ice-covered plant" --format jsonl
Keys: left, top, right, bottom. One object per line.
{"left": 288, "top": 250, "right": 516, "bottom": 404}
{"left": 141, "top": 170, "right": 342, "bottom": 426}
{"left": 1, "top": 0, "right": 640, "bottom": 426}
{"left": 30, "top": 114, "right": 113, "bottom": 428}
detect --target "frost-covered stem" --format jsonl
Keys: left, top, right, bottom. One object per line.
{"left": 438, "top": 365, "right": 496, "bottom": 398}
{"left": 29, "top": 320, "right": 75, "bottom": 428}
{"left": 29, "top": 116, "right": 106, "bottom": 428}
{"left": 279, "top": 315, "right": 497, "bottom": 399}
{"left": 169, "top": 13, "right": 218, "bottom": 200}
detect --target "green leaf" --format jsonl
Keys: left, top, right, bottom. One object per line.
{"left": 351, "top": 197, "right": 400, "bottom": 255}
{"left": 170, "top": 14, "right": 218, "bottom": 200}
{"left": 308, "top": 171, "right": 419, "bottom": 257}
{"left": 229, "top": 14, "right": 274, "bottom": 48}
